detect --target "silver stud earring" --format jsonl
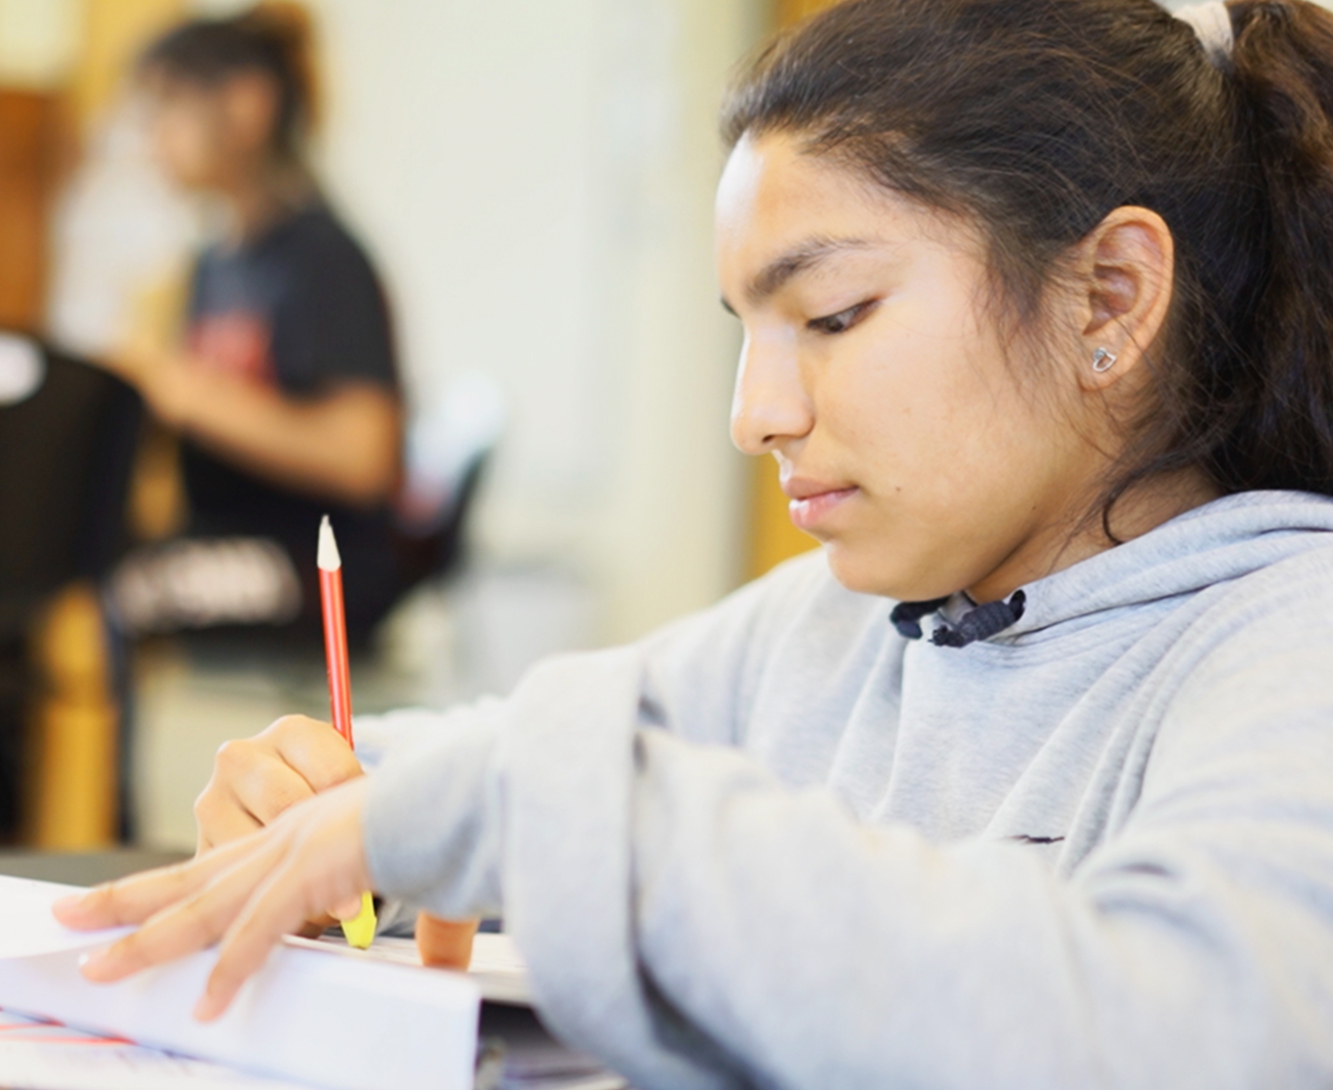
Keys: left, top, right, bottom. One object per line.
{"left": 1092, "top": 347, "right": 1118, "bottom": 373}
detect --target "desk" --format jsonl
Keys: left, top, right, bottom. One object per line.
{"left": 0, "top": 847, "right": 188, "bottom": 887}
{"left": 0, "top": 849, "right": 629, "bottom": 1090}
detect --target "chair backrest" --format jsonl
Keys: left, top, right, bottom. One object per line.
{"left": 0, "top": 333, "right": 142, "bottom": 633}
{"left": 392, "top": 374, "right": 504, "bottom": 589}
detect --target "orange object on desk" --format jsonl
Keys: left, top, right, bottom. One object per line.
{"left": 416, "top": 913, "right": 480, "bottom": 970}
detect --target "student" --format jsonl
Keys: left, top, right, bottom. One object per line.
{"left": 106, "top": 5, "right": 404, "bottom": 641}
{"left": 57, "top": 0, "right": 1333, "bottom": 1085}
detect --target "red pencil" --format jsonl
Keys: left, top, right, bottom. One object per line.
{"left": 317, "top": 515, "right": 353, "bottom": 746}
{"left": 317, "top": 515, "right": 377, "bottom": 948}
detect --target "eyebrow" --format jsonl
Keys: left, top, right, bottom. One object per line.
{"left": 740, "top": 236, "right": 877, "bottom": 309}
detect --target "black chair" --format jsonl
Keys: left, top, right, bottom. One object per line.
{"left": 392, "top": 450, "right": 492, "bottom": 595}
{"left": 0, "top": 335, "right": 143, "bottom": 626}
{"left": 0, "top": 333, "right": 142, "bottom": 838}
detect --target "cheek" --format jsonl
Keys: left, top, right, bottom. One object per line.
{"left": 155, "top": 117, "right": 217, "bottom": 183}
{"left": 826, "top": 309, "right": 1007, "bottom": 490}
{"left": 817, "top": 311, "right": 1063, "bottom": 594}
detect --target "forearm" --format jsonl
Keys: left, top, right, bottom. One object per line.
{"left": 629, "top": 734, "right": 1253, "bottom": 1090}
{"left": 154, "top": 363, "right": 401, "bottom": 506}
{"left": 363, "top": 649, "right": 741, "bottom": 1090}
{"left": 361, "top": 652, "right": 1333, "bottom": 1090}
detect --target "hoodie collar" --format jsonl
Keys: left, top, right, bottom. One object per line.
{"left": 892, "top": 491, "right": 1333, "bottom": 647}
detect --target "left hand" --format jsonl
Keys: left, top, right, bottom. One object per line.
{"left": 53, "top": 778, "right": 371, "bottom": 1022}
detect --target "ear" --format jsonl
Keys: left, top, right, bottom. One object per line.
{"left": 1070, "top": 206, "right": 1175, "bottom": 392}
{"left": 222, "top": 72, "right": 281, "bottom": 155}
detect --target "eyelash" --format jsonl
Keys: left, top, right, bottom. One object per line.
{"left": 807, "top": 301, "right": 874, "bottom": 336}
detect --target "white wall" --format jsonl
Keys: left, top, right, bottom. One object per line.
{"left": 0, "top": 0, "right": 80, "bottom": 88}
{"left": 194, "top": 0, "right": 765, "bottom": 645}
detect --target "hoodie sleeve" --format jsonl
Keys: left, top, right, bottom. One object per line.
{"left": 363, "top": 548, "right": 1333, "bottom": 1090}
{"left": 354, "top": 549, "right": 834, "bottom": 773}
{"left": 558, "top": 569, "right": 1333, "bottom": 1089}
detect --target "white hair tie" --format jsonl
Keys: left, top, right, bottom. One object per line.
{"left": 1176, "top": 2, "right": 1235, "bottom": 67}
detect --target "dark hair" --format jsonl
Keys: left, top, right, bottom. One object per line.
{"left": 722, "top": 0, "right": 1333, "bottom": 526}
{"left": 140, "top": 3, "right": 318, "bottom": 156}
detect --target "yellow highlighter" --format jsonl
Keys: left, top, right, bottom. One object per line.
{"left": 341, "top": 892, "right": 378, "bottom": 950}
{"left": 318, "top": 516, "right": 377, "bottom": 949}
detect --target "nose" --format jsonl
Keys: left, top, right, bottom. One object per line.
{"left": 729, "top": 329, "right": 813, "bottom": 456}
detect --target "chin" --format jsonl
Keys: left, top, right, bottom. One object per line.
{"left": 822, "top": 542, "right": 901, "bottom": 599}
{"left": 823, "top": 539, "right": 961, "bottom": 603}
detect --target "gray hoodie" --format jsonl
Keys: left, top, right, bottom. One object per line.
{"left": 359, "top": 490, "right": 1333, "bottom": 1090}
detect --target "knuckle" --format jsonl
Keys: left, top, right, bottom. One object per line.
{"left": 83, "top": 881, "right": 116, "bottom": 916}
{"left": 160, "top": 860, "right": 197, "bottom": 894}
{"left": 180, "top": 897, "right": 219, "bottom": 944}
{"left": 214, "top": 738, "right": 250, "bottom": 772}
{"left": 192, "top": 789, "right": 216, "bottom": 821}
{"left": 267, "top": 714, "right": 314, "bottom": 741}
{"left": 264, "top": 784, "right": 308, "bottom": 820}
{"left": 107, "top": 933, "right": 148, "bottom": 974}
{"left": 172, "top": 888, "right": 231, "bottom": 952}
{"left": 89, "top": 878, "right": 137, "bottom": 926}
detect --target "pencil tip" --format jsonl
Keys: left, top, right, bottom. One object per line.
{"left": 318, "top": 515, "right": 341, "bottom": 571}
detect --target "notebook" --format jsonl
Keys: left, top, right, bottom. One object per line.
{"left": 0, "top": 876, "right": 479, "bottom": 1090}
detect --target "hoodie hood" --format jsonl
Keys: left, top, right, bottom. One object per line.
{"left": 919, "top": 491, "right": 1333, "bottom": 646}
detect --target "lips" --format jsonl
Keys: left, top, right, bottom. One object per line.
{"left": 782, "top": 475, "right": 859, "bottom": 532}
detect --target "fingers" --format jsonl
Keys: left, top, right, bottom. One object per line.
{"left": 80, "top": 845, "right": 285, "bottom": 986}
{"left": 193, "top": 717, "right": 361, "bottom": 854}
{"left": 198, "top": 785, "right": 372, "bottom": 1020}
{"left": 224, "top": 748, "right": 317, "bottom": 827}
{"left": 266, "top": 716, "right": 363, "bottom": 793}
{"left": 195, "top": 805, "right": 262, "bottom": 857}
{"left": 195, "top": 864, "right": 316, "bottom": 1020}
{"left": 329, "top": 896, "right": 364, "bottom": 921}
{"left": 61, "top": 779, "right": 373, "bottom": 1024}
{"left": 193, "top": 748, "right": 289, "bottom": 856}
{"left": 53, "top": 844, "right": 247, "bottom": 931}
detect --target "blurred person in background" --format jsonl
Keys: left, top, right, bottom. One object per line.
{"left": 104, "top": 3, "right": 404, "bottom": 645}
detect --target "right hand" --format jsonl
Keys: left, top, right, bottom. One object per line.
{"left": 60, "top": 778, "right": 374, "bottom": 1022}
{"left": 193, "top": 715, "right": 363, "bottom": 856}
{"left": 194, "top": 714, "right": 482, "bottom": 962}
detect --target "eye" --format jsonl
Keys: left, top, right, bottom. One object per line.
{"left": 807, "top": 300, "right": 876, "bottom": 336}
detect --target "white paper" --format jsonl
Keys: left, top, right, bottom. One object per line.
{"left": 290, "top": 930, "right": 533, "bottom": 1006}
{"left": 0, "top": 1009, "right": 308, "bottom": 1089}
{"left": 0, "top": 876, "right": 480, "bottom": 1090}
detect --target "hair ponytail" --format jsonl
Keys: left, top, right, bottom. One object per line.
{"left": 721, "top": 0, "right": 1333, "bottom": 518}
{"left": 141, "top": 2, "right": 321, "bottom": 157}
{"left": 1220, "top": 0, "right": 1333, "bottom": 492}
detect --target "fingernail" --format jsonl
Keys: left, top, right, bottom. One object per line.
{"left": 330, "top": 897, "right": 361, "bottom": 921}
{"left": 193, "top": 993, "right": 220, "bottom": 1022}
{"left": 79, "top": 949, "right": 112, "bottom": 981}
{"left": 52, "top": 894, "right": 85, "bottom": 918}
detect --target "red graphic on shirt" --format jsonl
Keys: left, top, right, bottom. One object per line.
{"left": 189, "top": 312, "right": 276, "bottom": 386}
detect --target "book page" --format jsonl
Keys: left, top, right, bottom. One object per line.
{"left": 0, "top": 876, "right": 480, "bottom": 1090}
{"left": 0, "top": 1009, "right": 308, "bottom": 1089}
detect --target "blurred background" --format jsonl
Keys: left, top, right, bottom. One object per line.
{"left": 0, "top": 0, "right": 836, "bottom": 856}
{"left": 0, "top": 0, "right": 1229, "bottom": 859}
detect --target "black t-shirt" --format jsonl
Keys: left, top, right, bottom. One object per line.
{"left": 182, "top": 204, "right": 401, "bottom": 633}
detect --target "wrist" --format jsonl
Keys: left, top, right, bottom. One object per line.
{"left": 142, "top": 357, "right": 199, "bottom": 431}
{"left": 363, "top": 712, "right": 504, "bottom": 919}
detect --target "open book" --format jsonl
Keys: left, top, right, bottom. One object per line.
{"left": 0, "top": 876, "right": 479, "bottom": 1090}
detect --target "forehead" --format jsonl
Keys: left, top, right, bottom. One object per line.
{"left": 715, "top": 132, "right": 981, "bottom": 273}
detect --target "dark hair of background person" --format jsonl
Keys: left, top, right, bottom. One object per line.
{"left": 722, "top": 0, "right": 1333, "bottom": 535}
{"left": 138, "top": 2, "right": 319, "bottom": 159}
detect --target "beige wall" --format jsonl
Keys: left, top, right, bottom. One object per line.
{"left": 204, "top": 0, "right": 768, "bottom": 643}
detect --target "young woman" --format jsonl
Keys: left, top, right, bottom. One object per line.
{"left": 107, "top": 6, "right": 404, "bottom": 640}
{"left": 57, "top": 0, "right": 1333, "bottom": 1085}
